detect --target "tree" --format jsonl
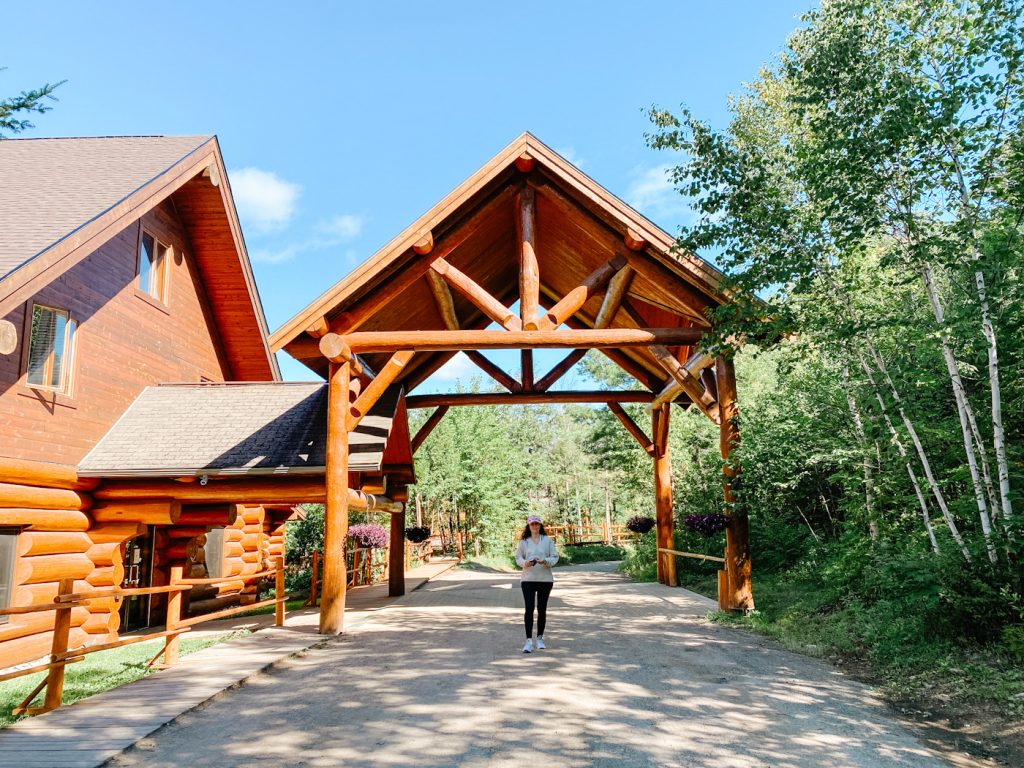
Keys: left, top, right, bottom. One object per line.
{"left": 1, "top": 68, "right": 63, "bottom": 138}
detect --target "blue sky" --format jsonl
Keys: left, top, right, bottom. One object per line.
{"left": 4, "top": 1, "right": 811, "bottom": 386}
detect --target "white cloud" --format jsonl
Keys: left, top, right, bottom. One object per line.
{"left": 431, "top": 352, "right": 476, "bottom": 383}
{"left": 555, "top": 145, "right": 585, "bottom": 168}
{"left": 231, "top": 167, "right": 301, "bottom": 234}
{"left": 318, "top": 214, "right": 363, "bottom": 239}
{"left": 250, "top": 244, "right": 300, "bottom": 264}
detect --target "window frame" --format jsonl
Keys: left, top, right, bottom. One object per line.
{"left": 135, "top": 226, "right": 171, "bottom": 307}
{"left": 23, "top": 302, "right": 77, "bottom": 396}
{"left": 0, "top": 527, "right": 18, "bottom": 625}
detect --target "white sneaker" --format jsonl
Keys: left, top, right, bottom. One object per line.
{"left": 522, "top": 639, "right": 534, "bottom": 654}
{"left": 535, "top": 636, "right": 546, "bottom": 650}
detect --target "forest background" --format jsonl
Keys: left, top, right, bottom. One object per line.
{"left": 410, "top": 0, "right": 1024, "bottom": 756}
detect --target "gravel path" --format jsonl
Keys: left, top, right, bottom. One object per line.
{"left": 107, "top": 563, "right": 949, "bottom": 767}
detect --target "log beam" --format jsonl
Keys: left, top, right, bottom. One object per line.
{"left": 407, "top": 391, "right": 657, "bottom": 408}
{"left": 431, "top": 259, "right": 522, "bottom": 331}
{"left": 427, "top": 269, "right": 459, "bottom": 331}
{"left": 535, "top": 349, "right": 587, "bottom": 392}
{"left": 347, "top": 350, "right": 414, "bottom": 430}
{"left": 323, "top": 327, "right": 703, "bottom": 354}
{"left": 607, "top": 402, "right": 655, "bottom": 455}
{"left": 518, "top": 187, "right": 540, "bottom": 328}
{"left": 647, "top": 348, "right": 719, "bottom": 421}
{"left": 536, "top": 254, "right": 627, "bottom": 330}
{"left": 411, "top": 406, "right": 450, "bottom": 454}
{"left": 718, "top": 355, "right": 752, "bottom": 612}
{"left": 465, "top": 351, "right": 521, "bottom": 392}
{"left": 593, "top": 267, "right": 634, "bottom": 329}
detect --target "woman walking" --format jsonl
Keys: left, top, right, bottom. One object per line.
{"left": 515, "top": 514, "right": 559, "bottom": 653}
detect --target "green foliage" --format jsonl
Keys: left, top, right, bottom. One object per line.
{"left": 619, "top": 532, "right": 658, "bottom": 582}
{"left": 556, "top": 544, "right": 626, "bottom": 566}
{"left": 0, "top": 69, "right": 63, "bottom": 137}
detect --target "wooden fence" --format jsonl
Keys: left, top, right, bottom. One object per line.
{"left": 304, "top": 540, "right": 431, "bottom": 607}
{"left": 0, "top": 558, "right": 286, "bottom": 716}
{"left": 542, "top": 523, "right": 636, "bottom": 546}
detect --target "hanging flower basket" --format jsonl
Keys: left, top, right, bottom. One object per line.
{"left": 404, "top": 525, "right": 431, "bottom": 543}
{"left": 348, "top": 523, "right": 388, "bottom": 549}
{"left": 625, "top": 515, "right": 656, "bottom": 534}
{"left": 683, "top": 514, "right": 730, "bottom": 536}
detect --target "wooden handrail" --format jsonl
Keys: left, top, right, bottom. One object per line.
{"left": 658, "top": 547, "right": 725, "bottom": 563}
{"left": 176, "top": 567, "right": 279, "bottom": 586}
{"left": 56, "top": 584, "right": 193, "bottom": 603}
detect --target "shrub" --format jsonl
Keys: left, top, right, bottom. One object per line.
{"left": 626, "top": 515, "right": 655, "bottom": 534}
{"left": 405, "top": 526, "right": 431, "bottom": 543}
{"left": 683, "top": 513, "right": 730, "bottom": 536}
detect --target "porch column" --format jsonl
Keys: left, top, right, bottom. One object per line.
{"left": 653, "top": 404, "right": 677, "bottom": 586}
{"left": 717, "top": 355, "right": 753, "bottom": 611}
{"left": 388, "top": 485, "right": 408, "bottom": 597}
{"left": 320, "top": 361, "right": 351, "bottom": 634}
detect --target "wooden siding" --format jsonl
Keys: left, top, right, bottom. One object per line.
{"left": 0, "top": 201, "right": 232, "bottom": 465}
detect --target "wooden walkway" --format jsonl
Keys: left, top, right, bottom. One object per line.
{"left": 0, "top": 559, "right": 456, "bottom": 768}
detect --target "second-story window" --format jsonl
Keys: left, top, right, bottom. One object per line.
{"left": 26, "top": 304, "right": 77, "bottom": 393}
{"left": 138, "top": 231, "right": 169, "bottom": 303}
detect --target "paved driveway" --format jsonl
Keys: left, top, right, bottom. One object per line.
{"left": 108, "top": 563, "right": 948, "bottom": 767}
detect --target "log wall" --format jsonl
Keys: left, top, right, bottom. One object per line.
{"left": 0, "top": 201, "right": 232, "bottom": 466}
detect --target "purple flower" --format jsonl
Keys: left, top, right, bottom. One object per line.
{"left": 348, "top": 523, "right": 389, "bottom": 548}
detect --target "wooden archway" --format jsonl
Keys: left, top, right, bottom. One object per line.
{"left": 271, "top": 134, "right": 755, "bottom": 634}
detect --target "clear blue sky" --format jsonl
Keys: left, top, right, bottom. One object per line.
{"left": 4, "top": 1, "right": 812, "bottom": 386}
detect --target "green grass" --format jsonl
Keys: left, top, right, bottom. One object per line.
{"left": 0, "top": 631, "right": 247, "bottom": 729}
{"left": 556, "top": 543, "right": 626, "bottom": 565}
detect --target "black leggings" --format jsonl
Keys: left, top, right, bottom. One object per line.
{"left": 521, "top": 582, "right": 553, "bottom": 638}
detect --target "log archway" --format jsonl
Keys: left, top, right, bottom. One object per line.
{"left": 271, "top": 133, "right": 758, "bottom": 634}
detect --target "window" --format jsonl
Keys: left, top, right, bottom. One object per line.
{"left": 204, "top": 528, "right": 224, "bottom": 579}
{"left": 26, "top": 304, "right": 77, "bottom": 393}
{"left": 0, "top": 528, "right": 17, "bottom": 624}
{"left": 138, "top": 231, "right": 169, "bottom": 303}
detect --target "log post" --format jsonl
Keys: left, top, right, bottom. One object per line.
{"left": 717, "top": 355, "right": 753, "bottom": 611}
{"left": 389, "top": 486, "right": 408, "bottom": 597}
{"left": 321, "top": 361, "right": 351, "bottom": 634}
{"left": 275, "top": 557, "right": 285, "bottom": 627}
{"left": 653, "top": 406, "right": 677, "bottom": 587}
{"left": 163, "top": 566, "right": 183, "bottom": 667}
{"left": 518, "top": 187, "right": 540, "bottom": 328}
{"left": 42, "top": 577, "right": 75, "bottom": 711}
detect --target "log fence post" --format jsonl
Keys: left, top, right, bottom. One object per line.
{"left": 163, "top": 565, "right": 183, "bottom": 667}
{"left": 275, "top": 557, "right": 286, "bottom": 627}
{"left": 42, "top": 577, "right": 75, "bottom": 712}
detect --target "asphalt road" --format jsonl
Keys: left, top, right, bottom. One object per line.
{"left": 106, "top": 563, "right": 949, "bottom": 767}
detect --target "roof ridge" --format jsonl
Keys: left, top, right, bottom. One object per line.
{"left": 0, "top": 134, "right": 214, "bottom": 141}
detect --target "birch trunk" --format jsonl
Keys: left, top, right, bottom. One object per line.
{"left": 920, "top": 263, "right": 998, "bottom": 561}
{"left": 842, "top": 361, "right": 879, "bottom": 540}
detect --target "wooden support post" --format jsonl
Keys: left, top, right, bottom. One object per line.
{"left": 389, "top": 486, "right": 408, "bottom": 597}
{"left": 717, "top": 355, "right": 752, "bottom": 611}
{"left": 521, "top": 350, "right": 534, "bottom": 391}
{"left": 412, "top": 405, "right": 450, "bottom": 454}
{"left": 42, "top": 577, "right": 75, "bottom": 711}
{"left": 518, "top": 187, "right": 540, "bottom": 329}
{"left": 275, "top": 557, "right": 286, "bottom": 626}
{"left": 307, "top": 550, "right": 320, "bottom": 607}
{"left": 321, "top": 361, "right": 351, "bottom": 635}
{"left": 653, "top": 406, "right": 677, "bottom": 587}
{"left": 163, "top": 566, "right": 183, "bottom": 666}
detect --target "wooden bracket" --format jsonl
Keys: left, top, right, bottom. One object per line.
{"left": 411, "top": 405, "right": 450, "bottom": 454}
{"left": 431, "top": 259, "right": 522, "bottom": 331}
{"left": 608, "top": 402, "right": 655, "bottom": 456}
{"left": 347, "top": 350, "right": 414, "bottom": 430}
{"left": 532, "top": 254, "right": 628, "bottom": 330}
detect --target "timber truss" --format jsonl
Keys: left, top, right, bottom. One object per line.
{"left": 270, "top": 133, "right": 754, "bottom": 634}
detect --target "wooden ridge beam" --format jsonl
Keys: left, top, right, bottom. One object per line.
{"left": 406, "top": 391, "right": 656, "bottom": 408}
{"left": 535, "top": 349, "right": 587, "bottom": 392}
{"left": 535, "top": 254, "right": 627, "bottom": 331}
{"left": 347, "top": 350, "right": 415, "bottom": 430}
{"left": 431, "top": 259, "right": 522, "bottom": 331}
{"left": 465, "top": 350, "right": 522, "bottom": 392}
{"left": 518, "top": 187, "right": 540, "bottom": 328}
{"left": 411, "top": 405, "right": 450, "bottom": 454}
{"left": 607, "top": 402, "right": 655, "bottom": 455}
{"left": 321, "top": 327, "right": 704, "bottom": 355}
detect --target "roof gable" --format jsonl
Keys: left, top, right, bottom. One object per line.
{"left": 0, "top": 135, "right": 279, "bottom": 380}
{"left": 271, "top": 132, "right": 729, "bottom": 389}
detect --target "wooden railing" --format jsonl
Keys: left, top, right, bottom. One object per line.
{"left": 305, "top": 540, "right": 429, "bottom": 607}
{"left": 542, "top": 523, "right": 636, "bottom": 546}
{"left": 0, "top": 558, "right": 286, "bottom": 716}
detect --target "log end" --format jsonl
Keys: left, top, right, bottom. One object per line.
{"left": 412, "top": 231, "right": 434, "bottom": 255}
{"left": 624, "top": 228, "right": 647, "bottom": 252}
{"left": 515, "top": 154, "right": 535, "bottom": 173}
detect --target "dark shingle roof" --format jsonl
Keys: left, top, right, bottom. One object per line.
{"left": 78, "top": 382, "right": 400, "bottom": 477}
{"left": 0, "top": 135, "right": 212, "bottom": 279}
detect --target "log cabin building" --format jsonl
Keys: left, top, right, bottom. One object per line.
{"left": 0, "top": 136, "right": 413, "bottom": 669}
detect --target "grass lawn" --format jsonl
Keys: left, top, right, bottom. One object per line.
{"left": 0, "top": 631, "right": 248, "bottom": 729}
